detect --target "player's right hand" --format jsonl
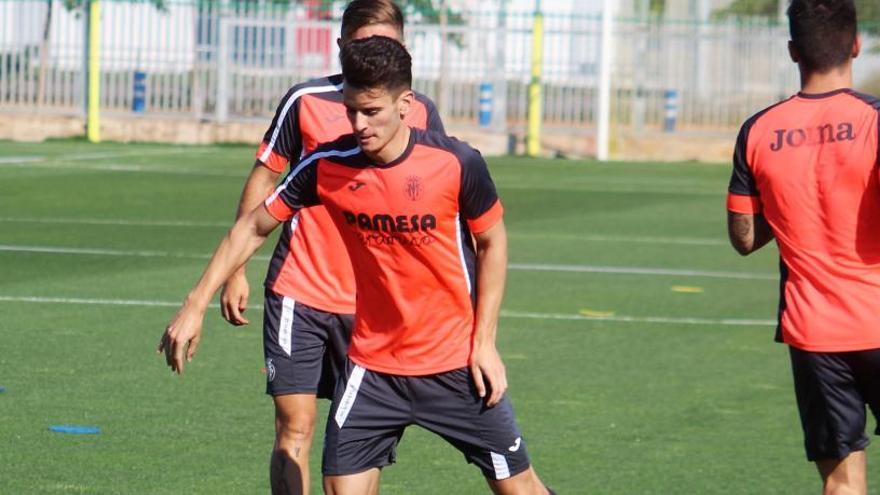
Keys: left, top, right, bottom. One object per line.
{"left": 220, "top": 270, "right": 250, "bottom": 326}
{"left": 158, "top": 303, "right": 205, "bottom": 375}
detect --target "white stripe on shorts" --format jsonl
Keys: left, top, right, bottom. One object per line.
{"left": 279, "top": 297, "right": 295, "bottom": 356}
{"left": 334, "top": 365, "right": 366, "bottom": 428}
{"left": 490, "top": 452, "right": 511, "bottom": 480}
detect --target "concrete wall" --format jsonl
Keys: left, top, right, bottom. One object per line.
{"left": 0, "top": 113, "right": 736, "bottom": 163}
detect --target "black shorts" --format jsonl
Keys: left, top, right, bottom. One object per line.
{"left": 262, "top": 288, "right": 353, "bottom": 399}
{"left": 789, "top": 346, "right": 880, "bottom": 461}
{"left": 322, "top": 359, "right": 532, "bottom": 480}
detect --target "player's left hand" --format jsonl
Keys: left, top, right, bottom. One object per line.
{"left": 157, "top": 303, "right": 205, "bottom": 375}
{"left": 470, "top": 344, "right": 507, "bottom": 407}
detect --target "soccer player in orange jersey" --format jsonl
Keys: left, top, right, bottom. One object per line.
{"left": 215, "top": 2, "right": 442, "bottom": 493}
{"left": 727, "top": 1, "right": 880, "bottom": 493}
{"left": 160, "top": 36, "right": 551, "bottom": 495}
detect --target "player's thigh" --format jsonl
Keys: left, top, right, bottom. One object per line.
{"left": 410, "top": 367, "right": 532, "bottom": 481}
{"left": 789, "top": 346, "right": 869, "bottom": 461}
{"left": 263, "top": 290, "right": 334, "bottom": 396}
{"left": 322, "top": 359, "right": 411, "bottom": 476}
{"left": 323, "top": 467, "right": 381, "bottom": 495}
{"left": 316, "top": 311, "right": 354, "bottom": 399}
{"left": 851, "top": 347, "right": 880, "bottom": 436}
{"left": 273, "top": 393, "right": 318, "bottom": 435}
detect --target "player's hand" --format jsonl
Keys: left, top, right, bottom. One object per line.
{"left": 220, "top": 269, "right": 250, "bottom": 326}
{"left": 469, "top": 344, "right": 507, "bottom": 407}
{"left": 157, "top": 303, "right": 206, "bottom": 375}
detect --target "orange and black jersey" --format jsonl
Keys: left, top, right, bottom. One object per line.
{"left": 728, "top": 88, "right": 880, "bottom": 352}
{"left": 255, "top": 74, "right": 443, "bottom": 314}
{"left": 264, "top": 129, "right": 504, "bottom": 376}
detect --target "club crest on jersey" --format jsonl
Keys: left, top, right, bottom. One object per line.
{"left": 404, "top": 175, "right": 424, "bottom": 201}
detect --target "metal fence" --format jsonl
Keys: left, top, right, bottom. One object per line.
{"left": 1, "top": 0, "right": 879, "bottom": 135}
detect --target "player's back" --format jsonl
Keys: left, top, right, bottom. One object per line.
{"left": 730, "top": 89, "right": 880, "bottom": 351}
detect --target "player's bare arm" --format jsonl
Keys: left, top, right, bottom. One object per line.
{"left": 220, "top": 161, "right": 282, "bottom": 326}
{"left": 727, "top": 211, "right": 773, "bottom": 256}
{"left": 470, "top": 219, "right": 508, "bottom": 407}
{"left": 159, "top": 205, "right": 282, "bottom": 374}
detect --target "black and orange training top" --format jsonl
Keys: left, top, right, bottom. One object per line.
{"left": 727, "top": 88, "right": 880, "bottom": 352}
{"left": 264, "top": 129, "right": 503, "bottom": 375}
{"left": 255, "top": 74, "right": 443, "bottom": 314}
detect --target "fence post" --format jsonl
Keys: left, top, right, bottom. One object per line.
{"left": 664, "top": 89, "right": 679, "bottom": 132}
{"left": 216, "top": 16, "right": 229, "bottom": 123}
{"left": 86, "top": 0, "right": 101, "bottom": 143}
{"left": 596, "top": 0, "right": 615, "bottom": 161}
{"left": 132, "top": 71, "right": 146, "bottom": 113}
{"left": 526, "top": 0, "right": 543, "bottom": 157}
{"left": 436, "top": 0, "right": 451, "bottom": 123}
{"left": 493, "top": 0, "right": 508, "bottom": 135}
{"left": 479, "top": 82, "right": 492, "bottom": 127}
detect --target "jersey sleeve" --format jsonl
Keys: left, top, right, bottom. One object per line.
{"left": 727, "top": 123, "right": 763, "bottom": 214}
{"left": 458, "top": 147, "right": 503, "bottom": 233}
{"left": 264, "top": 156, "right": 321, "bottom": 221}
{"left": 255, "top": 89, "right": 304, "bottom": 174}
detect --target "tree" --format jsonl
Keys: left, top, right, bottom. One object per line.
{"left": 713, "top": 0, "right": 880, "bottom": 31}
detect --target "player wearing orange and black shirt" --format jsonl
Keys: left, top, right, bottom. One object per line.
{"left": 213, "top": 2, "right": 442, "bottom": 493}
{"left": 160, "top": 36, "right": 552, "bottom": 494}
{"left": 727, "top": 1, "right": 880, "bottom": 493}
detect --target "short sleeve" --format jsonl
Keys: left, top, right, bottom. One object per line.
{"left": 255, "top": 89, "right": 304, "bottom": 173}
{"left": 727, "top": 123, "right": 763, "bottom": 214}
{"left": 458, "top": 147, "right": 503, "bottom": 233}
{"left": 264, "top": 155, "right": 321, "bottom": 221}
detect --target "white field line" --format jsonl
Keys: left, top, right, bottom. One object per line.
{"left": 0, "top": 244, "right": 271, "bottom": 262}
{"left": 0, "top": 148, "right": 213, "bottom": 166}
{"left": 508, "top": 232, "right": 727, "bottom": 246}
{"left": 0, "top": 160, "right": 246, "bottom": 177}
{"left": 0, "top": 217, "right": 729, "bottom": 246}
{"left": 0, "top": 217, "right": 230, "bottom": 228}
{"left": 508, "top": 263, "right": 776, "bottom": 280}
{"left": 0, "top": 156, "right": 45, "bottom": 164}
{"left": 0, "top": 244, "right": 773, "bottom": 281}
{"left": 497, "top": 183, "right": 721, "bottom": 196}
{"left": 0, "top": 295, "right": 775, "bottom": 327}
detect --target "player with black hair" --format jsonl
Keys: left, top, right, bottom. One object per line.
{"left": 727, "top": 1, "right": 879, "bottom": 493}
{"left": 161, "top": 35, "right": 552, "bottom": 494}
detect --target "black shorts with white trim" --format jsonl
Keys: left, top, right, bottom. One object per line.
{"left": 323, "top": 358, "right": 532, "bottom": 480}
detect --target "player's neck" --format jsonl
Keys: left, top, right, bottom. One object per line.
{"left": 799, "top": 62, "right": 853, "bottom": 95}
{"left": 367, "top": 125, "right": 411, "bottom": 165}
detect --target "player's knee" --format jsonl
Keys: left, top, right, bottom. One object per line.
{"left": 276, "top": 416, "right": 315, "bottom": 443}
{"left": 823, "top": 484, "right": 865, "bottom": 495}
{"left": 275, "top": 409, "right": 316, "bottom": 450}
{"left": 487, "top": 467, "right": 548, "bottom": 495}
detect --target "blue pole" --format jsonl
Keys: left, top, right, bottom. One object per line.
{"left": 479, "top": 82, "right": 492, "bottom": 127}
{"left": 664, "top": 89, "right": 678, "bottom": 133}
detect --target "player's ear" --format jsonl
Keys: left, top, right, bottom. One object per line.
{"left": 337, "top": 37, "right": 344, "bottom": 50}
{"left": 397, "top": 89, "right": 414, "bottom": 118}
{"left": 787, "top": 40, "right": 799, "bottom": 63}
{"left": 853, "top": 35, "right": 861, "bottom": 59}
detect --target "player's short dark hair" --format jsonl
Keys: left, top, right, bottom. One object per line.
{"left": 788, "top": 0, "right": 858, "bottom": 72}
{"left": 341, "top": 0, "right": 405, "bottom": 42}
{"left": 340, "top": 36, "right": 412, "bottom": 94}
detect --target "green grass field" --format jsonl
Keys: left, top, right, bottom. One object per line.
{"left": 0, "top": 139, "right": 873, "bottom": 494}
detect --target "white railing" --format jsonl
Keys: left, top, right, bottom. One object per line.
{"left": 1, "top": 1, "right": 878, "bottom": 135}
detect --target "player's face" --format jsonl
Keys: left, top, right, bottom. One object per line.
{"left": 343, "top": 86, "right": 412, "bottom": 157}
